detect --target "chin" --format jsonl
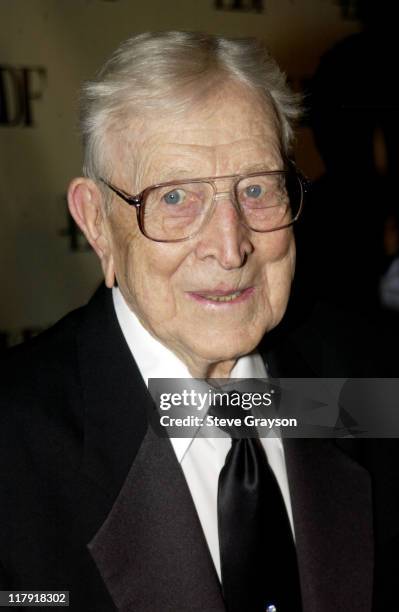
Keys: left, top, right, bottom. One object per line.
{"left": 189, "top": 331, "right": 262, "bottom": 365}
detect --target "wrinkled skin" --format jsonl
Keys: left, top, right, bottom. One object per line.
{"left": 68, "top": 83, "right": 296, "bottom": 378}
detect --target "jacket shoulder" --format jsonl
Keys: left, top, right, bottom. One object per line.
{"left": 1, "top": 302, "right": 86, "bottom": 400}
{"left": 263, "top": 299, "right": 395, "bottom": 377}
{"left": 0, "top": 301, "right": 90, "bottom": 473}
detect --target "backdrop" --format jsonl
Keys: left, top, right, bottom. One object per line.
{"left": 0, "top": 0, "right": 363, "bottom": 346}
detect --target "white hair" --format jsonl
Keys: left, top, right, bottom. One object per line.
{"left": 79, "top": 31, "right": 302, "bottom": 207}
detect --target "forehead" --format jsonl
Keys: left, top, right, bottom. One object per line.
{"left": 115, "top": 84, "right": 283, "bottom": 185}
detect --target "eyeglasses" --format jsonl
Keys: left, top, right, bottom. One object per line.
{"left": 99, "top": 168, "right": 308, "bottom": 243}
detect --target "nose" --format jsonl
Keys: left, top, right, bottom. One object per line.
{"left": 194, "top": 192, "right": 254, "bottom": 269}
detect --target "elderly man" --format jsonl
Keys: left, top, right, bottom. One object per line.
{"left": 1, "top": 31, "right": 398, "bottom": 612}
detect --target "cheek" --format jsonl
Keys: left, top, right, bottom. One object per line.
{"left": 256, "top": 230, "right": 295, "bottom": 311}
{"left": 113, "top": 228, "right": 190, "bottom": 322}
{"left": 256, "top": 228, "right": 294, "bottom": 266}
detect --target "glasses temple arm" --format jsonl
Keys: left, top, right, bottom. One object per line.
{"left": 99, "top": 178, "right": 141, "bottom": 207}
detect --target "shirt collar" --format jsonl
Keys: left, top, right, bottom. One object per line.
{"left": 112, "top": 286, "right": 268, "bottom": 461}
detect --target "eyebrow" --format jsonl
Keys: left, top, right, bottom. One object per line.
{"left": 239, "top": 162, "right": 278, "bottom": 174}
{"left": 156, "top": 166, "right": 196, "bottom": 182}
{"left": 155, "top": 161, "right": 282, "bottom": 183}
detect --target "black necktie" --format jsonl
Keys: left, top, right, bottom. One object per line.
{"left": 215, "top": 397, "right": 303, "bottom": 612}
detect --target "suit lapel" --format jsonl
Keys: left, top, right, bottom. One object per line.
{"left": 88, "top": 427, "right": 225, "bottom": 611}
{"left": 77, "top": 285, "right": 149, "bottom": 499}
{"left": 264, "top": 328, "right": 374, "bottom": 612}
{"left": 284, "top": 439, "right": 373, "bottom": 612}
{"left": 76, "top": 286, "right": 224, "bottom": 611}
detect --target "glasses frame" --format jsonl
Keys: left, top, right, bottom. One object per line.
{"left": 99, "top": 166, "right": 309, "bottom": 243}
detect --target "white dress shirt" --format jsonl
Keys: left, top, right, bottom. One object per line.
{"left": 112, "top": 286, "right": 295, "bottom": 580}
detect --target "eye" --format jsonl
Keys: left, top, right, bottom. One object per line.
{"left": 244, "top": 184, "right": 263, "bottom": 198}
{"left": 163, "top": 188, "right": 186, "bottom": 205}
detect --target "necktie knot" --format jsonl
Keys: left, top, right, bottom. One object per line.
{"left": 208, "top": 390, "right": 259, "bottom": 439}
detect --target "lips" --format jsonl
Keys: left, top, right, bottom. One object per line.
{"left": 187, "top": 287, "right": 254, "bottom": 304}
{"left": 200, "top": 290, "right": 243, "bottom": 302}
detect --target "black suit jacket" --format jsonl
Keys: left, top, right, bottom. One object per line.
{"left": 1, "top": 285, "right": 398, "bottom": 611}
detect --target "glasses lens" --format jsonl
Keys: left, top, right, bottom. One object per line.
{"left": 236, "top": 171, "right": 302, "bottom": 231}
{"left": 140, "top": 172, "right": 303, "bottom": 241}
{"left": 142, "top": 182, "right": 214, "bottom": 241}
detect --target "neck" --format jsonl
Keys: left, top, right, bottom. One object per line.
{"left": 186, "top": 357, "right": 237, "bottom": 379}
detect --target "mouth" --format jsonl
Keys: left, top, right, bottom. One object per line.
{"left": 187, "top": 287, "right": 254, "bottom": 305}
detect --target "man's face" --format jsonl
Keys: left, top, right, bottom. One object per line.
{"left": 104, "top": 84, "right": 296, "bottom": 376}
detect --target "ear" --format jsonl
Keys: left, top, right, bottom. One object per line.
{"left": 67, "top": 177, "right": 115, "bottom": 288}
